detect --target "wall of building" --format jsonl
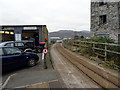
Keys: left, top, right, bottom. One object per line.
{"left": 42, "top": 25, "right": 48, "bottom": 42}
{"left": 0, "top": 25, "right": 48, "bottom": 43}
{"left": 91, "top": 2, "right": 120, "bottom": 42}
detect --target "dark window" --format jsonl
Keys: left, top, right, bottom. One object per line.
{"left": 25, "top": 42, "right": 34, "bottom": 47}
{"left": 118, "top": 34, "right": 120, "bottom": 43}
{"left": 15, "top": 43, "right": 24, "bottom": 47}
{"left": 4, "top": 48, "right": 22, "bottom": 55}
{"left": 99, "top": 1, "right": 107, "bottom": 6}
{"left": 99, "top": 15, "right": 107, "bottom": 24}
{"left": 97, "top": 34, "right": 109, "bottom": 38}
{"left": 0, "top": 48, "right": 4, "bottom": 56}
{"left": 5, "top": 43, "right": 14, "bottom": 47}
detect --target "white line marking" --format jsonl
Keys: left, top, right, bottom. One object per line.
{"left": 14, "top": 79, "right": 58, "bottom": 88}
{"left": 1, "top": 73, "right": 16, "bottom": 89}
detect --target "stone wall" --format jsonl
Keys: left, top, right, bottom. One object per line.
{"left": 91, "top": 2, "right": 120, "bottom": 42}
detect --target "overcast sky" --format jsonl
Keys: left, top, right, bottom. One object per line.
{"left": 0, "top": 0, "right": 90, "bottom": 32}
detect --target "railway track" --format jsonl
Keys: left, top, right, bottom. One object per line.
{"left": 56, "top": 43, "right": 119, "bottom": 89}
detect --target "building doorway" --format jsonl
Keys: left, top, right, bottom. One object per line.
{"left": 22, "top": 30, "right": 39, "bottom": 46}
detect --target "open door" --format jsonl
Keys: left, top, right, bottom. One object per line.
{"left": 22, "top": 30, "right": 39, "bottom": 46}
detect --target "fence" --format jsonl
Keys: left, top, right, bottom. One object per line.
{"left": 63, "top": 40, "right": 120, "bottom": 68}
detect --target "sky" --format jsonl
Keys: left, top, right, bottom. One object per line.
{"left": 0, "top": 0, "right": 90, "bottom": 32}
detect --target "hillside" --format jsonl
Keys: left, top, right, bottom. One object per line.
{"left": 49, "top": 30, "right": 90, "bottom": 39}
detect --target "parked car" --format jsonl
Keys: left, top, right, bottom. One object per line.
{"left": 0, "top": 40, "right": 42, "bottom": 53}
{"left": 0, "top": 47, "right": 39, "bottom": 72}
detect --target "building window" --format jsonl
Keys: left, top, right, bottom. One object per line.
{"left": 97, "top": 34, "right": 109, "bottom": 38}
{"left": 118, "top": 34, "right": 120, "bottom": 43}
{"left": 99, "top": 15, "right": 107, "bottom": 24}
{"left": 99, "top": 0, "right": 107, "bottom": 6}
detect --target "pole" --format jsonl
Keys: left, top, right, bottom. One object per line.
{"left": 42, "top": 53, "right": 47, "bottom": 69}
{"left": 44, "top": 54, "right": 47, "bottom": 69}
{"left": 42, "top": 53, "right": 45, "bottom": 69}
{"left": 44, "top": 43, "right": 47, "bottom": 69}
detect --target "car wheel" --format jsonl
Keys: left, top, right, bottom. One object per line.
{"left": 28, "top": 58, "right": 36, "bottom": 67}
{"left": 37, "top": 49, "right": 41, "bottom": 53}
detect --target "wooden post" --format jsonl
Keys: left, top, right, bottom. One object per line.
{"left": 93, "top": 42, "right": 95, "bottom": 56}
{"left": 79, "top": 41, "right": 81, "bottom": 50}
{"left": 105, "top": 44, "right": 107, "bottom": 61}
{"left": 44, "top": 44, "right": 47, "bottom": 69}
{"left": 85, "top": 41, "right": 86, "bottom": 48}
{"left": 80, "top": 41, "right": 82, "bottom": 49}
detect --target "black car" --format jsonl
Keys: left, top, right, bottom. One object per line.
{"left": 0, "top": 47, "right": 39, "bottom": 72}
{"left": 0, "top": 40, "right": 42, "bottom": 52}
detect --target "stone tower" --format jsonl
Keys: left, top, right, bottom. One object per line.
{"left": 91, "top": 0, "right": 120, "bottom": 42}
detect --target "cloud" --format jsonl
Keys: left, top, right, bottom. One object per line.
{"left": 0, "top": 0, "right": 90, "bottom": 32}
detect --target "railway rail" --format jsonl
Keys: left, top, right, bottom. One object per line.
{"left": 55, "top": 43, "right": 119, "bottom": 89}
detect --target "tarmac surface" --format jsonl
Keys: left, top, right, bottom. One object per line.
{"left": 2, "top": 53, "right": 62, "bottom": 89}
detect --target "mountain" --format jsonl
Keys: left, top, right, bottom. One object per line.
{"left": 49, "top": 30, "right": 90, "bottom": 39}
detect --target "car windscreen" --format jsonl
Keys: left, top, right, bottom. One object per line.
{"left": 4, "top": 48, "right": 22, "bottom": 55}
{"left": 0, "top": 43, "right": 5, "bottom": 47}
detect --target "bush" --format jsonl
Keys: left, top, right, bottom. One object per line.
{"left": 63, "top": 37, "right": 120, "bottom": 66}
{"left": 89, "top": 36, "right": 115, "bottom": 43}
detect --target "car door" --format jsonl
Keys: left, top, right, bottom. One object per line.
{"left": 0, "top": 48, "right": 4, "bottom": 72}
{"left": 2, "top": 47, "right": 26, "bottom": 70}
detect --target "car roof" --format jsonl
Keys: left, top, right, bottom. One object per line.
{"left": 0, "top": 40, "right": 33, "bottom": 44}
{"left": 0, "top": 46, "right": 16, "bottom": 48}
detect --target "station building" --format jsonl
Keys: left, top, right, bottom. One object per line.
{"left": 0, "top": 25, "right": 48, "bottom": 46}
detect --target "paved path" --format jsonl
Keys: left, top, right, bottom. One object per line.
{"left": 2, "top": 53, "right": 62, "bottom": 89}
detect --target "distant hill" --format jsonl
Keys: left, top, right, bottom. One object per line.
{"left": 49, "top": 30, "right": 90, "bottom": 39}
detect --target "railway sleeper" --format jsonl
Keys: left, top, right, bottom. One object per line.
{"left": 56, "top": 44, "right": 119, "bottom": 88}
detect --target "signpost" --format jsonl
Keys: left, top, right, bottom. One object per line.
{"left": 42, "top": 49, "right": 48, "bottom": 69}
{"left": 43, "top": 49, "right": 48, "bottom": 54}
